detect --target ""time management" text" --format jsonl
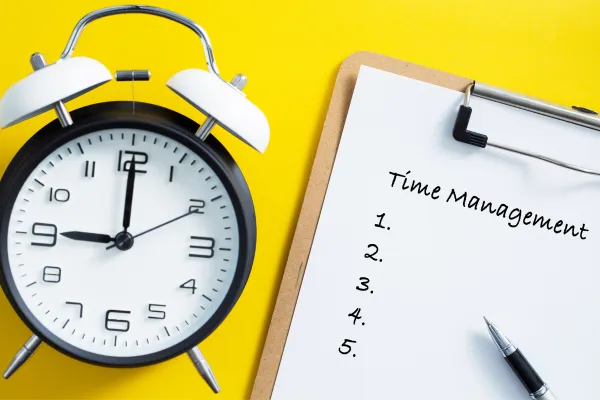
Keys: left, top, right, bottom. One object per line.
{"left": 389, "top": 170, "right": 589, "bottom": 240}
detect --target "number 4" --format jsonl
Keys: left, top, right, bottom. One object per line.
{"left": 180, "top": 279, "right": 197, "bottom": 294}
{"left": 348, "top": 308, "right": 363, "bottom": 325}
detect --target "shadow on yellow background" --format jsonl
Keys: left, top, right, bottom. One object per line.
{"left": 0, "top": 0, "right": 599, "bottom": 398}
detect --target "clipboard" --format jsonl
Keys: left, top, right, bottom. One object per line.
{"left": 250, "top": 51, "right": 600, "bottom": 399}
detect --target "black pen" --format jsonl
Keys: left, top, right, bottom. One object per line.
{"left": 484, "top": 317, "right": 558, "bottom": 400}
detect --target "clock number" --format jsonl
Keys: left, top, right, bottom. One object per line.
{"left": 189, "top": 236, "right": 215, "bottom": 258}
{"left": 148, "top": 304, "right": 166, "bottom": 320}
{"left": 66, "top": 302, "right": 83, "bottom": 318}
{"left": 42, "top": 266, "right": 61, "bottom": 283}
{"left": 118, "top": 150, "right": 148, "bottom": 173}
{"left": 48, "top": 188, "right": 70, "bottom": 202}
{"left": 179, "top": 279, "right": 197, "bottom": 294}
{"left": 338, "top": 339, "right": 357, "bottom": 355}
{"left": 84, "top": 161, "right": 96, "bottom": 178}
{"left": 105, "top": 310, "right": 131, "bottom": 332}
{"left": 189, "top": 199, "right": 206, "bottom": 214}
{"left": 31, "top": 223, "right": 57, "bottom": 247}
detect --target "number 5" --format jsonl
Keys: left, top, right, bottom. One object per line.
{"left": 338, "top": 339, "right": 357, "bottom": 355}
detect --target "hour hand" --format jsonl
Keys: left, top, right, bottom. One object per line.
{"left": 61, "top": 231, "right": 114, "bottom": 244}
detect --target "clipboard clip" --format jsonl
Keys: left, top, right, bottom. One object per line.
{"left": 453, "top": 83, "right": 600, "bottom": 176}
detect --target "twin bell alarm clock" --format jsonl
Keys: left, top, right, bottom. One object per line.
{"left": 0, "top": 5, "right": 269, "bottom": 393}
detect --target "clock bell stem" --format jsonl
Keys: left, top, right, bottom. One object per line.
{"left": 3, "top": 334, "right": 42, "bottom": 379}
{"left": 196, "top": 74, "right": 247, "bottom": 141}
{"left": 30, "top": 53, "right": 73, "bottom": 128}
{"left": 188, "top": 346, "right": 220, "bottom": 393}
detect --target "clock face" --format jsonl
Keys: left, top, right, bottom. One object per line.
{"left": 1, "top": 124, "right": 248, "bottom": 364}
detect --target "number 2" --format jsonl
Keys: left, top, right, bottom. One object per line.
{"left": 364, "top": 244, "right": 380, "bottom": 262}
{"left": 189, "top": 199, "right": 206, "bottom": 214}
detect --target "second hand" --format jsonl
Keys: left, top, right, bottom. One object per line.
{"left": 106, "top": 209, "right": 202, "bottom": 250}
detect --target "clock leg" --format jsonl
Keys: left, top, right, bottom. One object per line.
{"left": 3, "top": 334, "right": 42, "bottom": 379}
{"left": 30, "top": 53, "right": 74, "bottom": 128}
{"left": 196, "top": 74, "right": 248, "bottom": 141}
{"left": 187, "top": 346, "right": 220, "bottom": 393}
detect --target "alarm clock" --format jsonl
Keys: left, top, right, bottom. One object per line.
{"left": 0, "top": 5, "right": 269, "bottom": 393}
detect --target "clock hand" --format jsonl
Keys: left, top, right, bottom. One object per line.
{"left": 122, "top": 160, "right": 136, "bottom": 232}
{"left": 61, "top": 231, "right": 115, "bottom": 244}
{"left": 106, "top": 209, "right": 202, "bottom": 250}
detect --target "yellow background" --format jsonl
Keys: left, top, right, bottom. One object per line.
{"left": 0, "top": 0, "right": 599, "bottom": 398}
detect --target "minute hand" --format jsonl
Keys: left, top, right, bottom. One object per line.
{"left": 106, "top": 209, "right": 202, "bottom": 250}
{"left": 122, "top": 161, "right": 136, "bottom": 232}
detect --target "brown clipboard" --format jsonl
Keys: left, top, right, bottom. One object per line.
{"left": 250, "top": 51, "right": 472, "bottom": 399}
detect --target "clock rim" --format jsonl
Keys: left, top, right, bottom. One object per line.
{"left": 0, "top": 101, "right": 257, "bottom": 367}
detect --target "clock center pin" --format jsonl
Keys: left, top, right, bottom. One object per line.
{"left": 114, "top": 231, "right": 135, "bottom": 251}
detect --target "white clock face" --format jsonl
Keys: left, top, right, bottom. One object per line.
{"left": 4, "top": 128, "right": 241, "bottom": 358}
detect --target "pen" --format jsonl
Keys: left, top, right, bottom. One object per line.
{"left": 484, "top": 317, "right": 558, "bottom": 400}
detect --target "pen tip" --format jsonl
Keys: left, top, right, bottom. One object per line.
{"left": 483, "top": 316, "right": 491, "bottom": 326}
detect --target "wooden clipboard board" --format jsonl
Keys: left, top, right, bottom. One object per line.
{"left": 250, "top": 51, "right": 472, "bottom": 399}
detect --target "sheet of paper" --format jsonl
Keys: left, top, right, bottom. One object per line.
{"left": 271, "top": 66, "right": 600, "bottom": 400}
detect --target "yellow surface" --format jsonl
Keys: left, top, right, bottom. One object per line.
{"left": 0, "top": 0, "right": 599, "bottom": 398}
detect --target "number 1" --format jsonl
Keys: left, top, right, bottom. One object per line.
{"left": 375, "top": 213, "right": 389, "bottom": 230}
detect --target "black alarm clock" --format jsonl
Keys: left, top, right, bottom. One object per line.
{"left": 0, "top": 5, "right": 269, "bottom": 393}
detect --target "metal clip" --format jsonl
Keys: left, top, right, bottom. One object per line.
{"left": 454, "top": 84, "right": 600, "bottom": 176}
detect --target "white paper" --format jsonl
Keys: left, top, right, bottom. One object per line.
{"left": 271, "top": 66, "right": 600, "bottom": 400}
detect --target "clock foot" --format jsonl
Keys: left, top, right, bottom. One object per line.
{"left": 188, "top": 346, "right": 220, "bottom": 393}
{"left": 3, "top": 334, "right": 42, "bottom": 379}
{"left": 196, "top": 74, "right": 248, "bottom": 141}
